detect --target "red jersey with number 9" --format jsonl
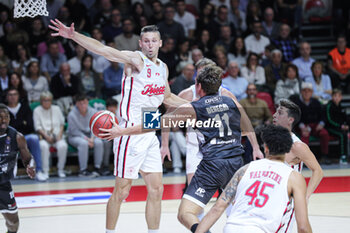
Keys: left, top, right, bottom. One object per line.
{"left": 226, "top": 159, "right": 293, "bottom": 232}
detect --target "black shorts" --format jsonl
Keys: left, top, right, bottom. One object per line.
{"left": 0, "top": 181, "right": 17, "bottom": 213}
{"left": 183, "top": 155, "right": 243, "bottom": 207}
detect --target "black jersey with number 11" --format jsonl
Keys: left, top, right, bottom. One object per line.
{"left": 191, "top": 94, "right": 244, "bottom": 161}
{"left": 0, "top": 126, "right": 19, "bottom": 184}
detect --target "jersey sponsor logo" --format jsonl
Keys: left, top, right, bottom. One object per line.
{"left": 195, "top": 187, "right": 206, "bottom": 197}
{"left": 141, "top": 84, "right": 165, "bottom": 96}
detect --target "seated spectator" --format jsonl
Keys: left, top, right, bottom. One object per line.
{"left": 68, "top": 44, "right": 86, "bottom": 75}
{"left": 158, "top": 36, "right": 178, "bottom": 80}
{"left": 222, "top": 61, "right": 249, "bottom": 101}
{"left": 240, "top": 83, "right": 272, "bottom": 129}
{"left": 0, "top": 45, "right": 10, "bottom": 67}
{"left": 9, "top": 72, "right": 28, "bottom": 104}
{"left": 261, "top": 7, "right": 280, "bottom": 40}
{"left": 228, "top": 37, "right": 247, "bottom": 68}
{"left": 33, "top": 91, "right": 67, "bottom": 178}
{"left": 275, "top": 64, "right": 300, "bottom": 103}
{"left": 196, "top": 29, "right": 214, "bottom": 59}
{"left": 149, "top": 0, "right": 164, "bottom": 25}
{"left": 228, "top": 0, "right": 247, "bottom": 36}
{"left": 214, "top": 48, "right": 229, "bottom": 77}
{"left": 276, "top": 0, "right": 302, "bottom": 28}
{"left": 157, "top": 3, "right": 185, "bottom": 47}
{"left": 174, "top": 0, "right": 196, "bottom": 39}
{"left": 36, "top": 31, "right": 65, "bottom": 58}
{"left": 0, "top": 20, "right": 29, "bottom": 57}
{"left": 67, "top": 94, "right": 103, "bottom": 177}
{"left": 214, "top": 24, "right": 234, "bottom": 54}
{"left": 40, "top": 39, "right": 67, "bottom": 82}
{"left": 292, "top": 41, "right": 315, "bottom": 81}
{"left": 28, "top": 17, "right": 47, "bottom": 57}
{"left": 290, "top": 82, "right": 331, "bottom": 164}
{"left": 245, "top": 0, "right": 262, "bottom": 28}
{"left": 328, "top": 35, "right": 350, "bottom": 94}
{"left": 260, "top": 44, "right": 274, "bottom": 68}
{"left": 244, "top": 20, "right": 270, "bottom": 57}
{"left": 265, "top": 49, "right": 287, "bottom": 93}
{"left": 6, "top": 88, "right": 46, "bottom": 181}
{"left": 22, "top": 61, "right": 49, "bottom": 103}
{"left": 241, "top": 52, "right": 266, "bottom": 86}
{"left": 171, "top": 63, "right": 195, "bottom": 95}
{"left": 325, "top": 89, "right": 349, "bottom": 165}
{"left": 0, "top": 61, "right": 9, "bottom": 102}
{"left": 11, "top": 44, "right": 38, "bottom": 75}
{"left": 50, "top": 63, "right": 81, "bottom": 116}
{"left": 114, "top": 17, "right": 140, "bottom": 51}
{"left": 305, "top": 61, "right": 332, "bottom": 104}
{"left": 175, "top": 39, "right": 192, "bottom": 74}
{"left": 272, "top": 24, "right": 297, "bottom": 62}
{"left": 78, "top": 54, "right": 102, "bottom": 98}
{"left": 103, "top": 61, "right": 123, "bottom": 98}
{"left": 93, "top": 0, "right": 113, "bottom": 28}
{"left": 101, "top": 8, "right": 123, "bottom": 42}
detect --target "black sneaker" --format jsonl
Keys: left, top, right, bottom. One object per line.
{"left": 78, "top": 169, "right": 93, "bottom": 177}
{"left": 91, "top": 167, "right": 101, "bottom": 177}
{"left": 100, "top": 167, "right": 112, "bottom": 176}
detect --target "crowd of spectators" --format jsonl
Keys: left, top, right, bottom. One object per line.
{"left": 0, "top": 0, "right": 350, "bottom": 179}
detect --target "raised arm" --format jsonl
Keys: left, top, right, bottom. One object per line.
{"left": 16, "top": 132, "right": 35, "bottom": 179}
{"left": 292, "top": 142, "right": 323, "bottom": 200}
{"left": 49, "top": 19, "right": 141, "bottom": 67}
{"left": 195, "top": 165, "right": 249, "bottom": 233}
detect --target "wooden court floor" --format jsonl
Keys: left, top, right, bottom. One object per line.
{"left": 1, "top": 167, "right": 349, "bottom": 233}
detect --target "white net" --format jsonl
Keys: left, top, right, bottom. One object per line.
{"left": 14, "top": 0, "right": 49, "bottom": 18}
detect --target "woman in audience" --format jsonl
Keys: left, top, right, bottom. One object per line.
{"left": 33, "top": 91, "right": 68, "bottom": 179}
{"left": 11, "top": 44, "right": 38, "bottom": 75}
{"left": 305, "top": 61, "right": 332, "bottom": 104}
{"left": 22, "top": 61, "right": 49, "bottom": 103}
{"left": 9, "top": 72, "right": 28, "bottom": 104}
{"left": 0, "top": 45, "right": 10, "bottom": 67}
{"left": 274, "top": 64, "right": 300, "bottom": 103}
{"left": 228, "top": 37, "right": 247, "bottom": 68}
{"left": 176, "top": 39, "right": 192, "bottom": 74}
{"left": 78, "top": 54, "right": 102, "bottom": 98}
{"left": 196, "top": 29, "right": 214, "bottom": 59}
{"left": 241, "top": 52, "right": 266, "bottom": 86}
{"left": 196, "top": 2, "right": 215, "bottom": 32}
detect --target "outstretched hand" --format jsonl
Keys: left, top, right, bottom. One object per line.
{"left": 49, "top": 19, "right": 75, "bottom": 39}
{"left": 99, "top": 119, "right": 123, "bottom": 141}
{"left": 160, "top": 145, "right": 171, "bottom": 163}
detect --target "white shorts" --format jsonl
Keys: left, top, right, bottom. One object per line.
{"left": 185, "top": 142, "right": 202, "bottom": 174}
{"left": 113, "top": 132, "right": 162, "bottom": 179}
{"left": 224, "top": 224, "right": 265, "bottom": 233}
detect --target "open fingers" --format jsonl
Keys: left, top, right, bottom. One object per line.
{"left": 110, "top": 118, "right": 118, "bottom": 126}
{"left": 99, "top": 128, "right": 111, "bottom": 132}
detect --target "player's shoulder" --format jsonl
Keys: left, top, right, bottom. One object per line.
{"left": 291, "top": 141, "right": 309, "bottom": 153}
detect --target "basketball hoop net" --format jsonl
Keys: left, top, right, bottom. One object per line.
{"left": 14, "top": 0, "right": 49, "bottom": 18}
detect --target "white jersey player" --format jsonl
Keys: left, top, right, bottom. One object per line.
{"left": 50, "top": 20, "right": 188, "bottom": 233}
{"left": 196, "top": 125, "right": 312, "bottom": 233}
{"left": 273, "top": 99, "right": 323, "bottom": 233}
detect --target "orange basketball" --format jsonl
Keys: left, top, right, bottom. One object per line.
{"left": 89, "top": 110, "right": 118, "bottom": 138}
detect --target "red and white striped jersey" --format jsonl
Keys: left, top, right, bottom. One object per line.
{"left": 226, "top": 159, "right": 293, "bottom": 232}
{"left": 119, "top": 51, "right": 167, "bottom": 124}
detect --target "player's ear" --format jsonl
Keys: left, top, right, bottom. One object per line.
{"left": 263, "top": 143, "right": 269, "bottom": 156}
{"left": 159, "top": 39, "right": 163, "bottom": 48}
{"left": 288, "top": 117, "right": 294, "bottom": 126}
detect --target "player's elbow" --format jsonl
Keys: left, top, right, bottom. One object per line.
{"left": 297, "top": 223, "right": 312, "bottom": 233}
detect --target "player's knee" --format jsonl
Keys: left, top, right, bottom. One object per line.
{"left": 148, "top": 184, "right": 163, "bottom": 200}
{"left": 113, "top": 186, "right": 131, "bottom": 201}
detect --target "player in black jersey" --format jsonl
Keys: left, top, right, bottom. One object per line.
{"left": 0, "top": 104, "right": 35, "bottom": 233}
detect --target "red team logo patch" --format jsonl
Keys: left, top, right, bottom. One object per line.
{"left": 141, "top": 84, "right": 165, "bottom": 96}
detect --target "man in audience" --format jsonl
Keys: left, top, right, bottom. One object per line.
{"left": 328, "top": 35, "right": 350, "bottom": 94}
{"left": 103, "top": 61, "right": 123, "bottom": 98}
{"left": 240, "top": 83, "right": 272, "bottom": 129}
{"left": 158, "top": 36, "right": 178, "bottom": 80}
{"left": 67, "top": 94, "right": 104, "bottom": 177}
{"left": 272, "top": 24, "right": 297, "bottom": 62}
{"left": 171, "top": 63, "right": 195, "bottom": 95}
{"left": 208, "top": 5, "right": 236, "bottom": 43}
{"left": 101, "top": 8, "right": 123, "bottom": 42}
{"left": 157, "top": 3, "right": 185, "bottom": 47}
{"left": 174, "top": 0, "right": 196, "bottom": 39}
{"left": 265, "top": 49, "right": 287, "bottom": 93}
{"left": 68, "top": 44, "right": 86, "bottom": 75}
{"left": 228, "top": 0, "right": 247, "bottom": 36}
{"left": 222, "top": 61, "right": 248, "bottom": 101}
{"left": 214, "top": 25, "right": 234, "bottom": 53}
{"left": 114, "top": 18, "right": 140, "bottom": 51}
{"left": 40, "top": 40, "right": 67, "bottom": 81}
{"left": 290, "top": 82, "right": 331, "bottom": 164}
{"left": 292, "top": 42, "right": 315, "bottom": 81}
{"left": 0, "top": 62, "right": 9, "bottom": 102}
{"left": 244, "top": 20, "right": 270, "bottom": 57}
{"left": 261, "top": 7, "right": 280, "bottom": 40}
{"left": 6, "top": 88, "right": 46, "bottom": 181}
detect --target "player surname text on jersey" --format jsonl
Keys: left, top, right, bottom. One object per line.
{"left": 250, "top": 170, "right": 283, "bottom": 184}
{"left": 162, "top": 118, "right": 221, "bottom": 129}
{"left": 206, "top": 103, "right": 229, "bottom": 114}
